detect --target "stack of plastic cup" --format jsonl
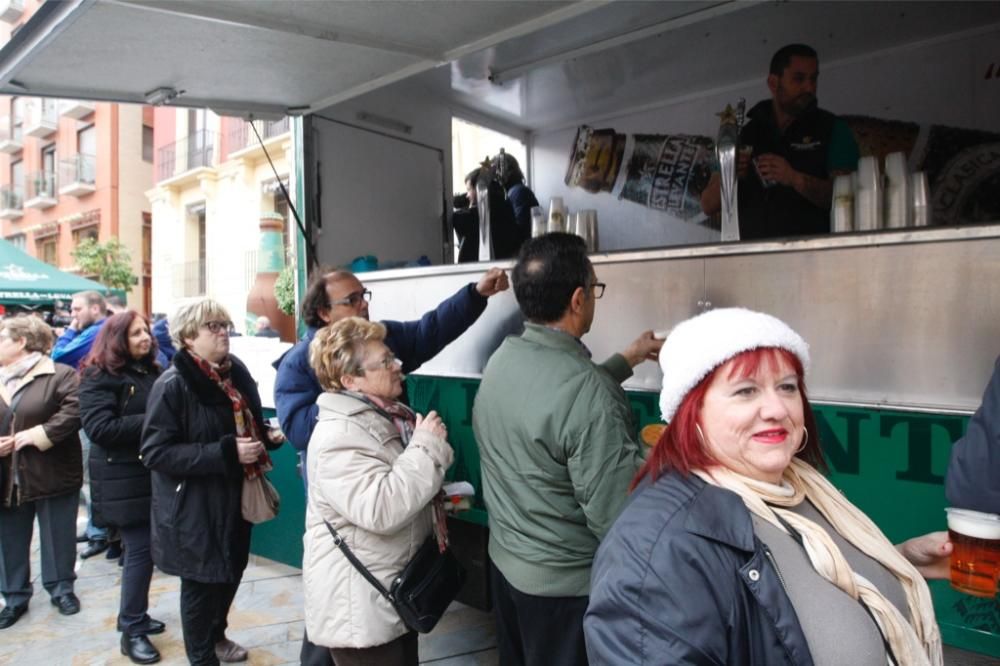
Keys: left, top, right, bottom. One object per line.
{"left": 530, "top": 206, "right": 547, "bottom": 237}
{"left": 854, "top": 156, "right": 882, "bottom": 231}
{"left": 547, "top": 197, "right": 566, "bottom": 233}
{"left": 830, "top": 174, "right": 854, "bottom": 233}
{"left": 911, "top": 171, "right": 931, "bottom": 227}
{"left": 884, "top": 152, "right": 910, "bottom": 229}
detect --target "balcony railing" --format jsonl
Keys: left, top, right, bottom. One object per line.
{"left": 157, "top": 130, "right": 217, "bottom": 181}
{"left": 25, "top": 170, "right": 57, "bottom": 209}
{"left": 0, "top": 118, "right": 22, "bottom": 153}
{"left": 173, "top": 259, "right": 207, "bottom": 297}
{"left": 0, "top": 186, "right": 23, "bottom": 218}
{"left": 59, "top": 154, "right": 97, "bottom": 196}
{"left": 24, "top": 99, "right": 58, "bottom": 138}
{"left": 228, "top": 118, "right": 290, "bottom": 152}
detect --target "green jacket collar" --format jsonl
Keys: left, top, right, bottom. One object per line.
{"left": 521, "top": 323, "right": 591, "bottom": 358}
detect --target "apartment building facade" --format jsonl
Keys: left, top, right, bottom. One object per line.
{"left": 0, "top": 0, "right": 154, "bottom": 312}
{"left": 147, "top": 107, "right": 292, "bottom": 330}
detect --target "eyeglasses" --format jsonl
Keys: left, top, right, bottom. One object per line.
{"left": 362, "top": 354, "right": 401, "bottom": 372}
{"left": 590, "top": 282, "right": 606, "bottom": 299}
{"left": 330, "top": 290, "right": 372, "bottom": 308}
{"left": 203, "top": 320, "right": 234, "bottom": 334}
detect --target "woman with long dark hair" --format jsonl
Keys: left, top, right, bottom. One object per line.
{"left": 79, "top": 311, "right": 163, "bottom": 664}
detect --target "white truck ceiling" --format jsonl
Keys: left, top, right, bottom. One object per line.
{"left": 0, "top": 1, "right": 997, "bottom": 128}
{"left": 0, "top": 0, "right": 598, "bottom": 116}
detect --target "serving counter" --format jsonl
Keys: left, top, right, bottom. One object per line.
{"left": 256, "top": 224, "right": 1000, "bottom": 656}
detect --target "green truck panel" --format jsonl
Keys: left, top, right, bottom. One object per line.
{"left": 253, "top": 377, "right": 1000, "bottom": 657}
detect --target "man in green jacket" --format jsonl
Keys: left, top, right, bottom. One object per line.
{"left": 473, "top": 233, "right": 662, "bottom": 666}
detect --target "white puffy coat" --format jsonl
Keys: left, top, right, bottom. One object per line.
{"left": 303, "top": 392, "right": 453, "bottom": 649}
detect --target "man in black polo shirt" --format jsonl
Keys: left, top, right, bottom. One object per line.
{"left": 702, "top": 43, "right": 859, "bottom": 239}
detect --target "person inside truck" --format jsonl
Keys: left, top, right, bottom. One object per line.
{"left": 700, "top": 44, "right": 860, "bottom": 240}
{"left": 452, "top": 168, "right": 481, "bottom": 263}
{"left": 274, "top": 265, "right": 508, "bottom": 666}
{"left": 492, "top": 151, "right": 538, "bottom": 256}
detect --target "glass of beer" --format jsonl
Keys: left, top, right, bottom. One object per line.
{"left": 946, "top": 507, "right": 1000, "bottom": 598}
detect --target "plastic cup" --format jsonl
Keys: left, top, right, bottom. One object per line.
{"left": 946, "top": 507, "right": 1000, "bottom": 598}
{"left": 530, "top": 206, "right": 546, "bottom": 237}
{"left": 547, "top": 197, "right": 566, "bottom": 233}
{"left": 911, "top": 171, "right": 930, "bottom": 227}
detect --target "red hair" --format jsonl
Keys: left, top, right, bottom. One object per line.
{"left": 632, "top": 347, "right": 825, "bottom": 490}
{"left": 80, "top": 311, "right": 159, "bottom": 376}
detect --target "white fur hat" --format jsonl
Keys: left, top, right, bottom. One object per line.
{"left": 658, "top": 308, "right": 810, "bottom": 423}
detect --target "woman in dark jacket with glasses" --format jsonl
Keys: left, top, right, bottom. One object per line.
{"left": 80, "top": 311, "right": 163, "bottom": 664}
{"left": 141, "top": 298, "right": 282, "bottom": 666}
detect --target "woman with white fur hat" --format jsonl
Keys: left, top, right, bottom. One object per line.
{"left": 584, "top": 308, "right": 951, "bottom": 666}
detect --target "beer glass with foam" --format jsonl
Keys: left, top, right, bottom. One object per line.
{"left": 946, "top": 507, "right": 1000, "bottom": 598}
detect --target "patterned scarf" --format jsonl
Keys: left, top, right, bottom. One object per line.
{"left": 346, "top": 390, "right": 450, "bottom": 551}
{"left": 187, "top": 351, "right": 271, "bottom": 479}
{"left": 695, "top": 459, "right": 941, "bottom": 666}
{"left": 0, "top": 352, "right": 42, "bottom": 396}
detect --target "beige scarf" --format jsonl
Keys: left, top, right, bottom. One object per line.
{"left": 695, "top": 459, "right": 941, "bottom": 666}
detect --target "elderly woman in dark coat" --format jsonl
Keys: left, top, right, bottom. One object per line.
{"left": 0, "top": 315, "right": 82, "bottom": 629}
{"left": 79, "top": 311, "right": 163, "bottom": 663}
{"left": 141, "top": 298, "right": 282, "bottom": 665}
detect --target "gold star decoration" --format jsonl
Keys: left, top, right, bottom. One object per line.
{"left": 716, "top": 104, "right": 738, "bottom": 126}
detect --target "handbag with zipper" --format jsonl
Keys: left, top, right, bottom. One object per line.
{"left": 0, "top": 391, "right": 26, "bottom": 505}
{"left": 324, "top": 519, "right": 465, "bottom": 634}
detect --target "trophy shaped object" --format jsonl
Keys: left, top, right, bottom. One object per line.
{"left": 716, "top": 99, "right": 745, "bottom": 242}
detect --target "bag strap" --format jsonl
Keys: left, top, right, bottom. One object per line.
{"left": 0, "top": 391, "right": 26, "bottom": 435}
{"left": 323, "top": 519, "right": 396, "bottom": 603}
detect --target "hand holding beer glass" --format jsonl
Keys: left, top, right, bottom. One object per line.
{"left": 946, "top": 507, "right": 1000, "bottom": 597}
{"left": 737, "top": 144, "right": 753, "bottom": 179}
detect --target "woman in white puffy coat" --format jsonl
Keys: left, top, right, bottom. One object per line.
{"left": 303, "top": 317, "right": 453, "bottom": 666}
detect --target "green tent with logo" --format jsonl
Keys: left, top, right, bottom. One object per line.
{"left": 0, "top": 238, "right": 111, "bottom": 306}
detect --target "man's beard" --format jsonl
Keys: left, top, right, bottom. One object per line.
{"left": 781, "top": 93, "right": 817, "bottom": 117}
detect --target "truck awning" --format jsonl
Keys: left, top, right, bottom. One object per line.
{"left": 0, "top": 0, "right": 594, "bottom": 117}
{"left": 3, "top": 1, "right": 999, "bottom": 126}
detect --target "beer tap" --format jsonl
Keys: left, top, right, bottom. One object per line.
{"left": 716, "top": 98, "right": 745, "bottom": 242}
{"left": 477, "top": 155, "right": 493, "bottom": 261}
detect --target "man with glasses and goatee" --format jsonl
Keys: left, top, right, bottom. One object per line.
{"left": 472, "top": 233, "right": 661, "bottom": 666}
{"left": 274, "top": 265, "right": 508, "bottom": 666}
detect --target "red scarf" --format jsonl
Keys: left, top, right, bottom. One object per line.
{"left": 351, "top": 391, "right": 449, "bottom": 552}
{"left": 189, "top": 352, "right": 270, "bottom": 479}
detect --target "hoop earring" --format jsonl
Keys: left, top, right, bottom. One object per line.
{"left": 795, "top": 429, "right": 809, "bottom": 454}
{"left": 695, "top": 423, "right": 706, "bottom": 445}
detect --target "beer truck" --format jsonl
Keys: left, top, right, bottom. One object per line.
{"left": 2, "top": 0, "right": 998, "bottom": 655}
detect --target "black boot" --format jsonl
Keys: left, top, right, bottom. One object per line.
{"left": 121, "top": 633, "right": 161, "bottom": 664}
{"left": 80, "top": 538, "right": 109, "bottom": 559}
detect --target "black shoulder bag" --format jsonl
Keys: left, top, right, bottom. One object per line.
{"left": 324, "top": 519, "right": 466, "bottom": 634}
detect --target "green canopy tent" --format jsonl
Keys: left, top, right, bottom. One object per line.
{"left": 0, "top": 238, "right": 111, "bottom": 307}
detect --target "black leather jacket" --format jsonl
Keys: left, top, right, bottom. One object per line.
{"left": 585, "top": 471, "right": 814, "bottom": 665}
